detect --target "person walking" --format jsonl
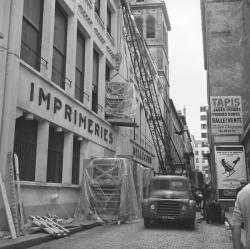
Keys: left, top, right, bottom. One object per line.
{"left": 231, "top": 182, "right": 250, "bottom": 249}
{"left": 235, "top": 178, "right": 247, "bottom": 198}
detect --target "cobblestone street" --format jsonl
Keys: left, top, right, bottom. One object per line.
{"left": 28, "top": 215, "right": 233, "bottom": 249}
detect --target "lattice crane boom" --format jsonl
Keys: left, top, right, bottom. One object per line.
{"left": 121, "top": 0, "right": 183, "bottom": 174}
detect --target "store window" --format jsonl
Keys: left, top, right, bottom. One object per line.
{"left": 47, "top": 127, "right": 64, "bottom": 183}
{"left": 52, "top": 3, "right": 67, "bottom": 89}
{"left": 146, "top": 16, "right": 155, "bottom": 38}
{"left": 135, "top": 17, "right": 143, "bottom": 36}
{"left": 13, "top": 116, "right": 38, "bottom": 181}
{"left": 75, "top": 31, "right": 85, "bottom": 103}
{"left": 72, "top": 137, "right": 80, "bottom": 184}
{"left": 21, "top": 0, "right": 44, "bottom": 71}
{"left": 92, "top": 50, "right": 99, "bottom": 113}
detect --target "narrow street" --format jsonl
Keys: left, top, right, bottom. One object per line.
{"left": 28, "top": 214, "right": 233, "bottom": 249}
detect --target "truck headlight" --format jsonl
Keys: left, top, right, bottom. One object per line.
{"left": 181, "top": 204, "right": 188, "bottom": 214}
{"left": 150, "top": 204, "right": 156, "bottom": 210}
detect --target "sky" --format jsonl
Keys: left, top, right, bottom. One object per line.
{"left": 165, "top": 0, "right": 207, "bottom": 139}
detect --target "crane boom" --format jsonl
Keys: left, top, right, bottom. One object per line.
{"left": 120, "top": 0, "right": 183, "bottom": 174}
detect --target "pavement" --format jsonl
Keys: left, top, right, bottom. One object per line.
{"left": 225, "top": 208, "right": 246, "bottom": 249}
{"left": 0, "top": 217, "right": 102, "bottom": 249}
{"left": 0, "top": 210, "right": 245, "bottom": 249}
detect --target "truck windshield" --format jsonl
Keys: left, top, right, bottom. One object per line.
{"left": 152, "top": 179, "right": 187, "bottom": 191}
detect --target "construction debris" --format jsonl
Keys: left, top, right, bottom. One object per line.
{"left": 29, "top": 215, "right": 70, "bottom": 237}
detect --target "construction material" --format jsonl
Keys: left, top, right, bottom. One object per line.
{"left": 8, "top": 151, "right": 19, "bottom": 237}
{"left": 0, "top": 168, "right": 17, "bottom": 239}
{"left": 30, "top": 215, "right": 70, "bottom": 237}
{"left": 75, "top": 158, "right": 142, "bottom": 224}
{"left": 13, "top": 153, "right": 25, "bottom": 234}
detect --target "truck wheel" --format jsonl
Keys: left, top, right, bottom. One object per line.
{"left": 187, "top": 219, "right": 195, "bottom": 230}
{"left": 144, "top": 218, "right": 151, "bottom": 228}
{"left": 220, "top": 209, "right": 225, "bottom": 224}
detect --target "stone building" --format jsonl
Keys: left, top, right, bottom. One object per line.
{"left": 0, "top": 0, "right": 161, "bottom": 230}
{"left": 201, "top": 0, "right": 250, "bottom": 206}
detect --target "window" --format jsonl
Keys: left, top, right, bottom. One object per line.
{"left": 72, "top": 137, "right": 80, "bottom": 184}
{"left": 201, "top": 115, "right": 207, "bottom": 121}
{"left": 21, "top": 0, "right": 44, "bottom": 71}
{"left": 13, "top": 116, "right": 38, "bottom": 181}
{"left": 135, "top": 17, "right": 143, "bottom": 36}
{"left": 196, "top": 158, "right": 199, "bottom": 163}
{"left": 136, "top": 0, "right": 144, "bottom": 2}
{"left": 52, "top": 4, "right": 67, "bottom": 89}
{"left": 107, "top": 6, "right": 112, "bottom": 35}
{"left": 106, "top": 64, "right": 111, "bottom": 81}
{"left": 201, "top": 132, "right": 207, "bottom": 138}
{"left": 75, "top": 31, "right": 85, "bottom": 103}
{"left": 92, "top": 50, "right": 99, "bottom": 113}
{"left": 95, "top": 0, "right": 100, "bottom": 16}
{"left": 201, "top": 124, "right": 207, "bottom": 129}
{"left": 47, "top": 127, "right": 64, "bottom": 183}
{"left": 195, "top": 151, "right": 198, "bottom": 155}
{"left": 200, "top": 106, "right": 207, "bottom": 112}
{"left": 146, "top": 16, "right": 155, "bottom": 38}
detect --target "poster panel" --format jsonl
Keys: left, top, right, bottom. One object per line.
{"left": 105, "top": 81, "right": 137, "bottom": 125}
{"left": 210, "top": 96, "right": 243, "bottom": 135}
{"left": 215, "top": 146, "right": 247, "bottom": 199}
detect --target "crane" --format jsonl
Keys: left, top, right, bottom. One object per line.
{"left": 120, "top": 0, "right": 183, "bottom": 174}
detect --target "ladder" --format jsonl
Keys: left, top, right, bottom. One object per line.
{"left": 121, "top": 0, "right": 182, "bottom": 174}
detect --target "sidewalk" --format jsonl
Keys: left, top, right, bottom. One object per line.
{"left": 225, "top": 209, "right": 246, "bottom": 249}
{"left": 0, "top": 218, "right": 102, "bottom": 249}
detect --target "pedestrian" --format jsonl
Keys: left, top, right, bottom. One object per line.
{"left": 231, "top": 182, "right": 250, "bottom": 249}
{"left": 202, "top": 183, "right": 211, "bottom": 216}
{"left": 235, "top": 178, "right": 247, "bottom": 199}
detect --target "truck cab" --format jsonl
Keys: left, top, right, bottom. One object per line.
{"left": 142, "top": 175, "right": 196, "bottom": 229}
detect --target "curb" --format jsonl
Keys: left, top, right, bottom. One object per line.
{"left": 0, "top": 221, "right": 102, "bottom": 249}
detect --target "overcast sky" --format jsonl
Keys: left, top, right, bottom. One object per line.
{"left": 165, "top": 0, "right": 207, "bottom": 139}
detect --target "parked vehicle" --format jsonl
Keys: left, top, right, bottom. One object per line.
{"left": 142, "top": 175, "right": 196, "bottom": 229}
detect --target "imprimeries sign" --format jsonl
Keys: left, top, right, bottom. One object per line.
{"left": 210, "top": 96, "right": 243, "bottom": 135}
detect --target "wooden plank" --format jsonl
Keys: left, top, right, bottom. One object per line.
{"left": 14, "top": 153, "right": 25, "bottom": 234}
{"left": 0, "top": 171, "right": 17, "bottom": 239}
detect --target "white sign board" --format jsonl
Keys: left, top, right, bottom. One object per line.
{"left": 210, "top": 96, "right": 243, "bottom": 135}
{"left": 215, "top": 146, "right": 246, "bottom": 199}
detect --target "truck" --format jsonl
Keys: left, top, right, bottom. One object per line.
{"left": 142, "top": 175, "right": 196, "bottom": 229}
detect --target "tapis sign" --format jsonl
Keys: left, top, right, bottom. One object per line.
{"left": 210, "top": 96, "right": 243, "bottom": 135}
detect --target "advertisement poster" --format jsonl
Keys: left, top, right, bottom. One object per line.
{"left": 210, "top": 96, "right": 243, "bottom": 135}
{"left": 105, "top": 81, "right": 137, "bottom": 125}
{"left": 215, "top": 146, "right": 247, "bottom": 199}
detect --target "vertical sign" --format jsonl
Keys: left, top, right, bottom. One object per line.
{"left": 210, "top": 96, "right": 243, "bottom": 135}
{"left": 215, "top": 146, "right": 246, "bottom": 199}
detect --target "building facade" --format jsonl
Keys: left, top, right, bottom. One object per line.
{"left": 201, "top": 0, "right": 250, "bottom": 206}
{"left": 0, "top": 0, "right": 161, "bottom": 230}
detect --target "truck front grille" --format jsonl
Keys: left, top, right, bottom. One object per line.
{"left": 156, "top": 200, "right": 180, "bottom": 216}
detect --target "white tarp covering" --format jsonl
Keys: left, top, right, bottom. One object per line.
{"left": 75, "top": 158, "right": 142, "bottom": 223}
{"left": 105, "top": 81, "right": 137, "bottom": 124}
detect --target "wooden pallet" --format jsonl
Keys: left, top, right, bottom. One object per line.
{"left": 30, "top": 216, "right": 70, "bottom": 237}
